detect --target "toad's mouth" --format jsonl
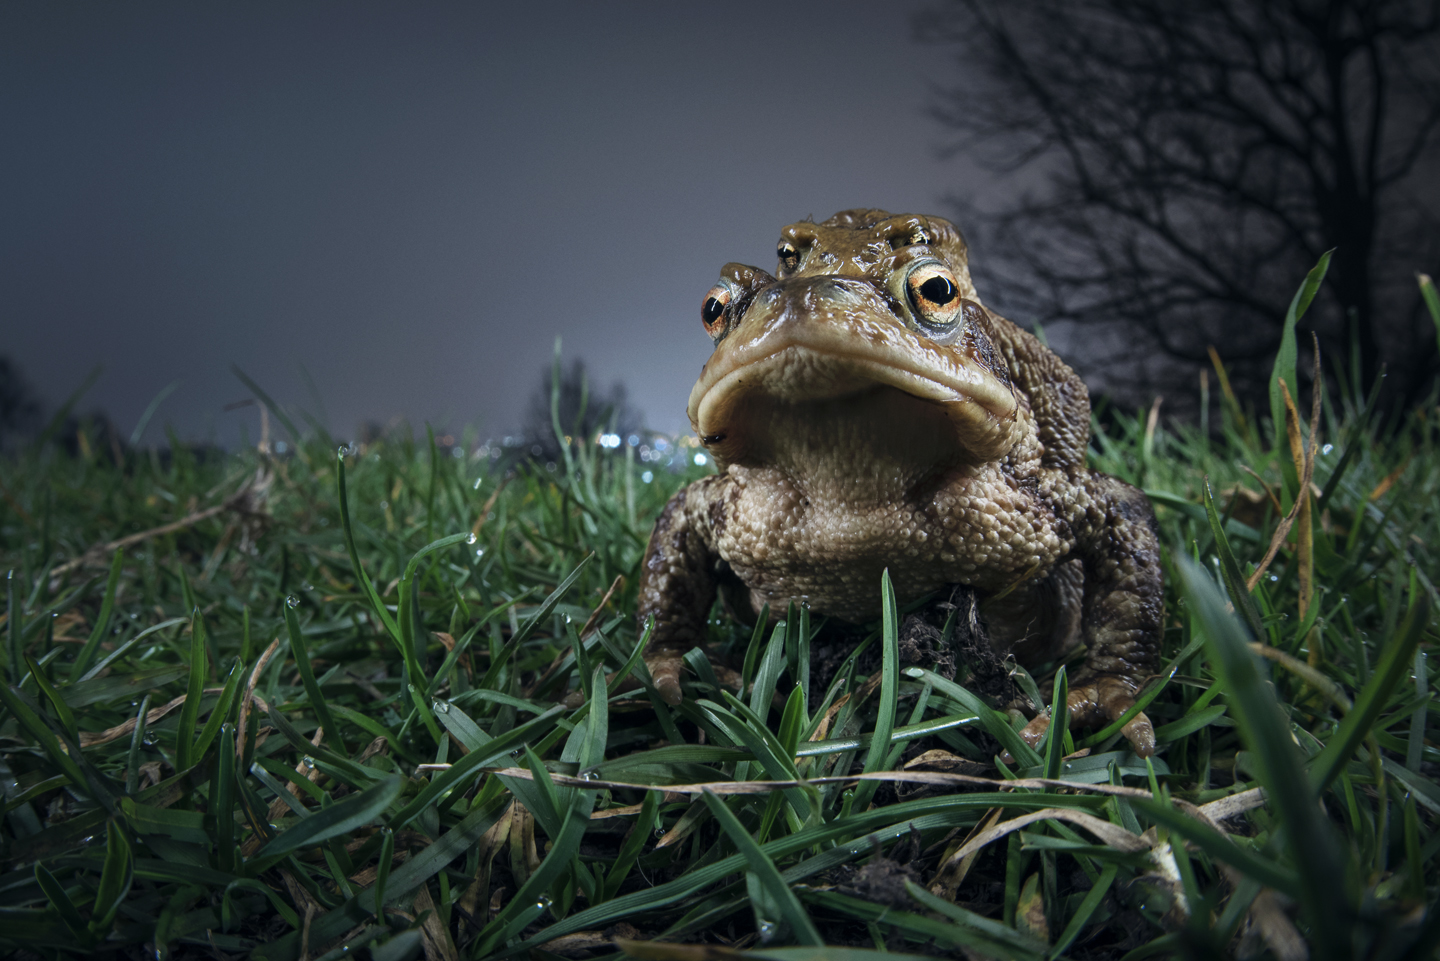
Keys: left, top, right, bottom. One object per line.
{"left": 689, "top": 328, "right": 1019, "bottom": 471}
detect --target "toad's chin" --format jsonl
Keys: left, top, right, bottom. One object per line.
{"left": 690, "top": 341, "right": 1020, "bottom": 471}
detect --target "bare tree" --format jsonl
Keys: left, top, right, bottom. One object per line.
{"left": 922, "top": 0, "right": 1440, "bottom": 409}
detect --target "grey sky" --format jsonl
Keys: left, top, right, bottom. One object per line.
{"left": 1, "top": 1, "right": 999, "bottom": 446}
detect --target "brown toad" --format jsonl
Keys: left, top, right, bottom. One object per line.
{"left": 638, "top": 209, "right": 1162, "bottom": 757}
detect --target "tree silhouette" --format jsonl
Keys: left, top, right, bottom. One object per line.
{"left": 922, "top": 0, "right": 1440, "bottom": 409}
{"left": 0, "top": 355, "right": 42, "bottom": 451}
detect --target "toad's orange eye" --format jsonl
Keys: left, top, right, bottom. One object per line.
{"left": 906, "top": 263, "right": 962, "bottom": 330}
{"left": 701, "top": 284, "right": 731, "bottom": 337}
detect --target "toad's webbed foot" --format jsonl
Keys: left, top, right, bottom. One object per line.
{"left": 1018, "top": 673, "right": 1155, "bottom": 759}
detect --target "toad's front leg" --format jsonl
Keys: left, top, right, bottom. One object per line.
{"left": 1022, "top": 472, "right": 1164, "bottom": 757}
{"left": 636, "top": 479, "right": 725, "bottom": 704}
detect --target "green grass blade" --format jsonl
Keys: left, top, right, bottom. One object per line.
{"left": 335, "top": 450, "right": 402, "bottom": 644}
{"left": 175, "top": 607, "right": 208, "bottom": 772}
{"left": 24, "top": 654, "right": 76, "bottom": 740}
{"left": 212, "top": 722, "right": 237, "bottom": 873}
{"left": 192, "top": 658, "right": 244, "bottom": 765}
{"left": 851, "top": 569, "right": 900, "bottom": 812}
{"left": 35, "top": 862, "right": 91, "bottom": 946}
{"left": 902, "top": 667, "right": 1042, "bottom": 766}
{"left": 701, "top": 786, "right": 823, "bottom": 946}
{"left": 603, "top": 788, "right": 658, "bottom": 901}
{"left": 1042, "top": 666, "right": 1069, "bottom": 780}
{"left": 0, "top": 683, "right": 87, "bottom": 788}
{"left": 1177, "top": 557, "right": 1350, "bottom": 958}
{"left": 256, "top": 774, "right": 402, "bottom": 861}
{"left": 90, "top": 819, "right": 134, "bottom": 935}
{"left": 1419, "top": 273, "right": 1440, "bottom": 356}
{"left": 282, "top": 600, "right": 342, "bottom": 747}
{"left": 1201, "top": 480, "right": 1265, "bottom": 639}
{"left": 1310, "top": 589, "right": 1430, "bottom": 793}
{"left": 71, "top": 547, "right": 124, "bottom": 678}
{"left": 1269, "top": 251, "right": 1331, "bottom": 462}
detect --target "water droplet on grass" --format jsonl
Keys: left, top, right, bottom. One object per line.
{"left": 466, "top": 532, "right": 477, "bottom": 544}
{"left": 286, "top": 595, "right": 300, "bottom": 608}
{"left": 433, "top": 700, "right": 450, "bottom": 714}
{"left": 303, "top": 756, "right": 315, "bottom": 768}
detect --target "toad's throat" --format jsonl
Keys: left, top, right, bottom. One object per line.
{"left": 691, "top": 342, "right": 1018, "bottom": 468}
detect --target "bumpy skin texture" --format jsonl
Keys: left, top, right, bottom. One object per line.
{"left": 639, "top": 210, "right": 1163, "bottom": 757}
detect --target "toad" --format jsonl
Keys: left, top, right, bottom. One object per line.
{"left": 637, "top": 210, "right": 1161, "bottom": 757}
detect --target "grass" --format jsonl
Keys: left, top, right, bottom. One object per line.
{"left": 1, "top": 273, "right": 1438, "bottom": 960}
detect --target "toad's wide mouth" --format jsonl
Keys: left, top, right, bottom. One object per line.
{"left": 688, "top": 297, "right": 1019, "bottom": 469}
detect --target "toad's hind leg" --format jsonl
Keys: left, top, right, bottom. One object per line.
{"left": 981, "top": 559, "right": 1084, "bottom": 666}
{"left": 1018, "top": 475, "right": 1164, "bottom": 758}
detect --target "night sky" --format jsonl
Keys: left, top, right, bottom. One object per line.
{"left": 1, "top": 2, "right": 1000, "bottom": 447}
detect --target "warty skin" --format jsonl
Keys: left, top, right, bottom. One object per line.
{"left": 637, "top": 209, "right": 1163, "bottom": 757}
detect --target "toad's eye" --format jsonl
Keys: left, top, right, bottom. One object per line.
{"left": 906, "top": 263, "right": 962, "bottom": 331}
{"left": 701, "top": 284, "right": 732, "bottom": 339}
{"left": 777, "top": 242, "right": 800, "bottom": 273}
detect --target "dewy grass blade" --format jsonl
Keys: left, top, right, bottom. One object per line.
{"left": 852, "top": 569, "right": 900, "bottom": 812}
{"left": 175, "top": 607, "right": 208, "bottom": 773}
{"left": 283, "top": 600, "right": 342, "bottom": 750}
{"left": 472, "top": 774, "right": 598, "bottom": 954}
{"left": 701, "top": 786, "right": 823, "bottom": 946}
{"left": 192, "top": 658, "right": 244, "bottom": 765}
{"left": 1177, "top": 558, "right": 1349, "bottom": 958}
{"left": 335, "top": 449, "right": 402, "bottom": 644}
{"left": 397, "top": 530, "right": 471, "bottom": 684}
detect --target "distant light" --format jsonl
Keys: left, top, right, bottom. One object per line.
{"left": 598, "top": 433, "right": 621, "bottom": 449}
{"left": 451, "top": 446, "right": 463, "bottom": 458}
{"left": 654, "top": 438, "right": 668, "bottom": 451}
{"left": 274, "top": 441, "right": 287, "bottom": 454}
{"left": 627, "top": 434, "right": 640, "bottom": 447}
{"left": 694, "top": 453, "right": 707, "bottom": 466}
{"left": 641, "top": 470, "right": 654, "bottom": 483}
